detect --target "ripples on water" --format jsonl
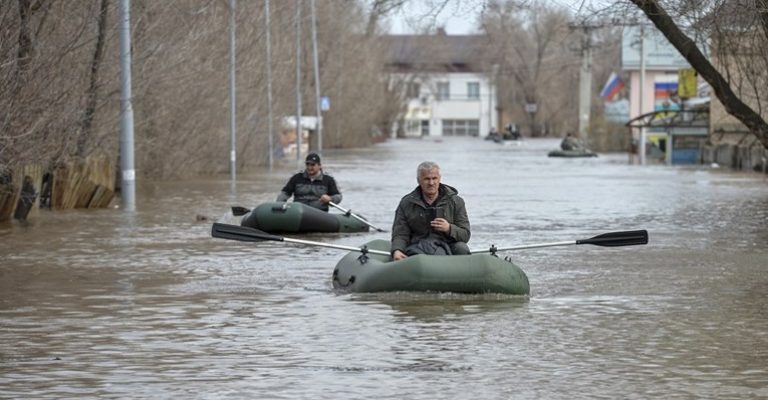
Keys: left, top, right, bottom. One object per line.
{"left": 1, "top": 138, "right": 767, "bottom": 399}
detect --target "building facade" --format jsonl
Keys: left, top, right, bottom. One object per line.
{"left": 622, "top": 25, "right": 710, "bottom": 164}
{"left": 384, "top": 33, "right": 497, "bottom": 138}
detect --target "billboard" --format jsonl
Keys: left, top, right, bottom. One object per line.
{"left": 622, "top": 26, "right": 693, "bottom": 70}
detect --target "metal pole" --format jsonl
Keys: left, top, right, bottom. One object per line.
{"left": 119, "top": 0, "right": 135, "bottom": 211}
{"left": 487, "top": 65, "right": 495, "bottom": 134}
{"left": 310, "top": 0, "right": 322, "bottom": 154}
{"left": 265, "top": 0, "right": 274, "bottom": 171}
{"left": 229, "top": 0, "right": 237, "bottom": 181}
{"left": 639, "top": 24, "right": 646, "bottom": 166}
{"left": 295, "top": 0, "right": 303, "bottom": 169}
{"left": 578, "top": 27, "right": 592, "bottom": 142}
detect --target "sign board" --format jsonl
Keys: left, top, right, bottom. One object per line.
{"left": 525, "top": 103, "right": 537, "bottom": 113}
{"left": 320, "top": 96, "right": 330, "bottom": 111}
{"left": 677, "top": 68, "right": 697, "bottom": 98}
{"left": 621, "top": 26, "right": 703, "bottom": 70}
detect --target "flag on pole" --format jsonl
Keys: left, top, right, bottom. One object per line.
{"left": 600, "top": 72, "right": 625, "bottom": 101}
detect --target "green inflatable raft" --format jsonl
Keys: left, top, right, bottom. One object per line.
{"left": 332, "top": 239, "right": 530, "bottom": 295}
{"left": 241, "top": 202, "right": 370, "bottom": 234}
{"left": 547, "top": 149, "right": 598, "bottom": 158}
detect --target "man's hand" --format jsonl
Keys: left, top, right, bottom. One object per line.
{"left": 392, "top": 250, "right": 407, "bottom": 261}
{"left": 430, "top": 217, "right": 450, "bottom": 233}
{"left": 319, "top": 194, "right": 331, "bottom": 204}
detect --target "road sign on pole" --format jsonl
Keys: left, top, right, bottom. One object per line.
{"left": 320, "top": 96, "right": 330, "bottom": 111}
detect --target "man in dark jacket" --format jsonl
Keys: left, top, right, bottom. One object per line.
{"left": 276, "top": 153, "right": 342, "bottom": 211}
{"left": 391, "top": 161, "right": 471, "bottom": 260}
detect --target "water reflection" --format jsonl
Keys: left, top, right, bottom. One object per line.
{"left": 2, "top": 137, "right": 768, "bottom": 399}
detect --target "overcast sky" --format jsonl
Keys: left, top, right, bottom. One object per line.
{"left": 384, "top": 0, "right": 609, "bottom": 35}
{"left": 385, "top": 0, "right": 484, "bottom": 35}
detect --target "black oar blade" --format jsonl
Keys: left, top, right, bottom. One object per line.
{"left": 231, "top": 206, "right": 251, "bottom": 216}
{"left": 577, "top": 230, "right": 648, "bottom": 247}
{"left": 211, "top": 223, "right": 283, "bottom": 243}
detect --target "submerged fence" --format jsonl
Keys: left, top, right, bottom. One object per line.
{"left": 0, "top": 157, "right": 115, "bottom": 222}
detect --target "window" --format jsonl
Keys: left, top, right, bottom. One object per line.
{"left": 421, "top": 120, "right": 430, "bottom": 136}
{"left": 406, "top": 120, "right": 421, "bottom": 135}
{"left": 467, "top": 82, "right": 480, "bottom": 99}
{"left": 442, "top": 119, "right": 479, "bottom": 136}
{"left": 436, "top": 82, "right": 450, "bottom": 100}
{"left": 407, "top": 82, "right": 421, "bottom": 99}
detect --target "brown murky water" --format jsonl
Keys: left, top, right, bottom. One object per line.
{"left": 2, "top": 137, "right": 767, "bottom": 399}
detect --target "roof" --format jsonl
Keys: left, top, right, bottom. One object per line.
{"left": 382, "top": 34, "right": 493, "bottom": 73}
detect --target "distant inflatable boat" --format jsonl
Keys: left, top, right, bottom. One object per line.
{"left": 240, "top": 202, "right": 370, "bottom": 234}
{"left": 548, "top": 149, "right": 598, "bottom": 158}
{"left": 332, "top": 239, "right": 530, "bottom": 295}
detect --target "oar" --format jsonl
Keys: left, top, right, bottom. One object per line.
{"left": 231, "top": 206, "right": 251, "bottom": 216}
{"left": 328, "top": 201, "right": 387, "bottom": 232}
{"left": 211, "top": 223, "right": 391, "bottom": 256}
{"left": 473, "top": 230, "right": 648, "bottom": 254}
{"left": 232, "top": 203, "right": 289, "bottom": 216}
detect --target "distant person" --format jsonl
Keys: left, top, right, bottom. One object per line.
{"left": 504, "top": 123, "right": 521, "bottom": 140}
{"left": 391, "top": 161, "right": 471, "bottom": 260}
{"left": 561, "top": 132, "right": 581, "bottom": 151}
{"left": 510, "top": 124, "right": 521, "bottom": 140}
{"left": 486, "top": 127, "right": 501, "bottom": 142}
{"left": 276, "top": 153, "right": 342, "bottom": 212}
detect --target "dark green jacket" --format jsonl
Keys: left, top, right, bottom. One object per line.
{"left": 391, "top": 184, "right": 471, "bottom": 255}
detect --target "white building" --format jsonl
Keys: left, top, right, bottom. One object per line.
{"left": 385, "top": 33, "right": 497, "bottom": 138}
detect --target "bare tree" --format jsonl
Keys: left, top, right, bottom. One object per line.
{"left": 0, "top": 0, "right": 419, "bottom": 180}
{"left": 482, "top": 0, "right": 577, "bottom": 136}
{"left": 78, "top": 0, "right": 109, "bottom": 157}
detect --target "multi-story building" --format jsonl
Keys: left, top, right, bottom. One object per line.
{"left": 384, "top": 31, "right": 497, "bottom": 138}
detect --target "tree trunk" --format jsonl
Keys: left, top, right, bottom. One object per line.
{"left": 16, "top": 0, "right": 33, "bottom": 77}
{"left": 78, "top": 0, "right": 109, "bottom": 157}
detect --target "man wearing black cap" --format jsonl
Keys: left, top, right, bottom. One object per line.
{"left": 276, "top": 153, "right": 342, "bottom": 211}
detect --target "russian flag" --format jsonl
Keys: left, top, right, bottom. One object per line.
{"left": 600, "top": 72, "right": 624, "bottom": 101}
{"left": 654, "top": 81, "right": 677, "bottom": 99}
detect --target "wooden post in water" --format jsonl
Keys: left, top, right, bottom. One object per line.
{"left": 0, "top": 164, "right": 44, "bottom": 222}
{"left": 52, "top": 157, "right": 115, "bottom": 209}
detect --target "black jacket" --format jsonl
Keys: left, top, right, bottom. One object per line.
{"left": 276, "top": 171, "right": 342, "bottom": 211}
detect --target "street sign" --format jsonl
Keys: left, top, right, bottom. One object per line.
{"left": 320, "top": 96, "right": 330, "bottom": 111}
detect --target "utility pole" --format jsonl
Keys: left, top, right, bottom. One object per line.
{"left": 578, "top": 26, "right": 594, "bottom": 141}
{"left": 119, "top": 0, "right": 135, "bottom": 211}
{"left": 229, "top": 0, "right": 237, "bottom": 182}
{"left": 638, "top": 24, "right": 647, "bottom": 166}
{"left": 295, "top": 0, "right": 302, "bottom": 169}
{"left": 310, "top": 0, "right": 322, "bottom": 155}
{"left": 569, "top": 22, "right": 598, "bottom": 142}
{"left": 265, "top": 0, "right": 274, "bottom": 171}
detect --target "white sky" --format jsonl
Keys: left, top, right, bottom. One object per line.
{"left": 385, "top": 0, "right": 485, "bottom": 35}
{"left": 384, "top": 0, "right": 610, "bottom": 35}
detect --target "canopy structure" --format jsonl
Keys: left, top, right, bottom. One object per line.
{"left": 625, "top": 107, "right": 710, "bottom": 165}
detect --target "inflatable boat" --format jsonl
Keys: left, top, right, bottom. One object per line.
{"left": 547, "top": 149, "right": 598, "bottom": 158}
{"left": 240, "top": 202, "right": 370, "bottom": 233}
{"left": 332, "top": 239, "right": 530, "bottom": 295}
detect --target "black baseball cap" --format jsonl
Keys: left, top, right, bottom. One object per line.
{"left": 305, "top": 153, "right": 321, "bottom": 164}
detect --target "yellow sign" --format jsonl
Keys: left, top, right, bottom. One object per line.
{"left": 678, "top": 68, "right": 697, "bottom": 98}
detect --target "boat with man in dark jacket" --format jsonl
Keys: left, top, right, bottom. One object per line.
{"left": 240, "top": 201, "right": 370, "bottom": 234}
{"left": 332, "top": 239, "right": 530, "bottom": 294}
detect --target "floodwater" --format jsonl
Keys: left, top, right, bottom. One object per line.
{"left": 1, "top": 137, "right": 767, "bottom": 399}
